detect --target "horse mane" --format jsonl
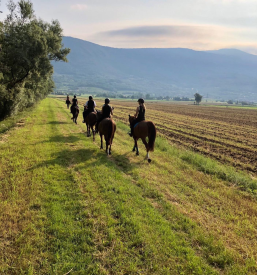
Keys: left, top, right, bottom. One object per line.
{"left": 129, "top": 115, "right": 136, "bottom": 124}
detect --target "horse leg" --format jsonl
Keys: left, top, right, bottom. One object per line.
{"left": 106, "top": 142, "right": 109, "bottom": 155}
{"left": 100, "top": 134, "right": 103, "bottom": 149}
{"left": 86, "top": 124, "right": 89, "bottom": 137}
{"left": 92, "top": 125, "right": 96, "bottom": 141}
{"left": 109, "top": 144, "right": 112, "bottom": 155}
{"left": 142, "top": 138, "right": 151, "bottom": 163}
{"left": 91, "top": 126, "right": 95, "bottom": 141}
{"left": 134, "top": 138, "right": 139, "bottom": 155}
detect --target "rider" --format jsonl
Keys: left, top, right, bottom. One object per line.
{"left": 129, "top": 98, "right": 146, "bottom": 137}
{"left": 71, "top": 95, "right": 78, "bottom": 113}
{"left": 95, "top": 98, "right": 113, "bottom": 133}
{"left": 83, "top": 96, "right": 96, "bottom": 122}
{"left": 66, "top": 95, "right": 71, "bottom": 108}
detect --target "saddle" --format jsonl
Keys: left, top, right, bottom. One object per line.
{"left": 133, "top": 122, "right": 140, "bottom": 128}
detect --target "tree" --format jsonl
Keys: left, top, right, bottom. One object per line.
{"left": 145, "top": 93, "right": 151, "bottom": 100}
{"left": 194, "top": 93, "right": 202, "bottom": 105}
{"left": 0, "top": 0, "right": 70, "bottom": 119}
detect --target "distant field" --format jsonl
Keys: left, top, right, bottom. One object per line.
{"left": 1, "top": 98, "right": 257, "bottom": 274}
{"left": 59, "top": 96, "right": 257, "bottom": 173}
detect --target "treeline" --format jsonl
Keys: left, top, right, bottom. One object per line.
{"left": 0, "top": 0, "right": 70, "bottom": 120}
{"left": 94, "top": 92, "right": 194, "bottom": 101}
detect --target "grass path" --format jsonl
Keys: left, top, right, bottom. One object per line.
{"left": 0, "top": 99, "right": 257, "bottom": 274}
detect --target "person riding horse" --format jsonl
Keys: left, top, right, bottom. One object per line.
{"left": 95, "top": 98, "right": 113, "bottom": 133}
{"left": 70, "top": 95, "right": 79, "bottom": 113}
{"left": 66, "top": 95, "right": 71, "bottom": 109}
{"left": 83, "top": 96, "right": 96, "bottom": 123}
{"left": 129, "top": 98, "right": 146, "bottom": 137}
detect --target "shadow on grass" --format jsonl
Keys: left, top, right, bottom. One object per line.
{"left": 29, "top": 148, "right": 99, "bottom": 171}
{"left": 36, "top": 134, "right": 82, "bottom": 145}
{"left": 29, "top": 146, "right": 137, "bottom": 175}
{"left": 47, "top": 121, "right": 69, "bottom": 125}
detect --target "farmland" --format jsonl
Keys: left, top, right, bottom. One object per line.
{"left": 71, "top": 97, "right": 257, "bottom": 174}
{"left": 1, "top": 98, "right": 257, "bottom": 274}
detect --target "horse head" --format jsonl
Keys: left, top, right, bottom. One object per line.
{"left": 128, "top": 114, "right": 135, "bottom": 124}
{"left": 96, "top": 110, "right": 102, "bottom": 119}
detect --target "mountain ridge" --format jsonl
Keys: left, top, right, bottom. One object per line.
{"left": 52, "top": 36, "right": 257, "bottom": 101}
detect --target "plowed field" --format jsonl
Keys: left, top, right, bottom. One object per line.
{"left": 63, "top": 97, "right": 257, "bottom": 173}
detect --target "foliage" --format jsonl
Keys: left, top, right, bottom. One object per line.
{"left": 0, "top": 0, "right": 70, "bottom": 119}
{"left": 194, "top": 92, "right": 203, "bottom": 104}
{"left": 173, "top": 96, "right": 192, "bottom": 101}
{"left": 227, "top": 100, "right": 233, "bottom": 104}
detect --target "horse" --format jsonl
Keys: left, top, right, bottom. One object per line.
{"left": 84, "top": 112, "right": 97, "bottom": 141}
{"left": 66, "top": 100, "right": 71, "bottom": 109}
{"left": 71, "top": 105, "right": 79, "bottom": 124}
{"left": 97, "top": 115, "right": 116, "bottom": 155}
{"left": 129, "top": 115, "right": 156, "bottom": 163}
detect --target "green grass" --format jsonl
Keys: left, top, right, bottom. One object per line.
{"left": 154, "top": 136, "right": 257, "bottom": 195}
{"left": 0, "top": 105, "right": 36, "bottom": 134}
{"left": 1, "top": 98, "right": 257, "bottom": 274}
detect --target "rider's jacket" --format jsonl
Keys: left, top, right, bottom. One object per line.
{"left": 102, "top": 104, "right": 112, "bottom": 118}
{"left": 72, "top": 98, "right": 77, "bottom": 106}
{"left": 137, "top": 105, "right": 145, "bottom": 121}
{"left": 87, "top": 100, "right": 95, "bottom": 111}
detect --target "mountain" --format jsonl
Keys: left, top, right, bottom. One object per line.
{"left": 52, "top": 36, "right": 257, "bottom": 101}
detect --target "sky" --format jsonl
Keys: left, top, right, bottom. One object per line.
{"left": 1, "top": 0, "right": 257, "bottom": 54}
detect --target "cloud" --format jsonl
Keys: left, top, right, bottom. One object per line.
{"left": 101, "top": 25, "right": 212, "bottom": 39}
{"left": 89, "top": 24, "right": 257, "bottom": 53}
{"left": 71, "top": 4, "right": 88, "bottom": 10}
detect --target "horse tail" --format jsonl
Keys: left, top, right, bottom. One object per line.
{"left": 147, "top": 122, "right": 156, "bottom": 152}
{"left": 107, "top": 120, "right": 116, "bottom": 145}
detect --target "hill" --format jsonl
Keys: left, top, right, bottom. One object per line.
{"left": 52, "top": 37, "right": 257, "bottom": 101}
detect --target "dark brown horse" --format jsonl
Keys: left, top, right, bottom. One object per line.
{"left": 71, "top": 106, "right": 79, "bottom": 124}
{"left": 129, "top": 115, "right": 156, "bottom": 163}
{"left": 66, "top": 101, "right": 71, "bottom": 109}
{"left": 84, "top": 112, "right": 97, "bottom": 141}
{"left": 66, "top": 97, "right": 71, "bottom": 109}
{"left": 98, "top": 117, "right": 116, "bottom": 155}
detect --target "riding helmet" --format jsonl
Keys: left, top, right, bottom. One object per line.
{"left": 74, "top": 95, "right": 76, "bottom": 98}
{"left": 138, "top": 98, "right": 144, "bottom": 103}
{"left": 89, "top": 96, "right": 93, "bottom": 100}
{"left": 105, "top": 98, "right": 110, "bottom": 104}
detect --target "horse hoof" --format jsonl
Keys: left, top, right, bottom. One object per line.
{"left": 132, "top": 148, "right": 136, "bottom": 152}
{"left": 136, "top": 152, "right": 139, "bottom": 156}
{"left": 109, "top": 151, "right": 112, "bottom": 155}
{"left": 148, "top": 159, "right": 152, "bottom": 163}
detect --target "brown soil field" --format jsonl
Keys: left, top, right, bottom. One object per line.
{"left": 60, "top": 97, "right": 257, "bottom": 173}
